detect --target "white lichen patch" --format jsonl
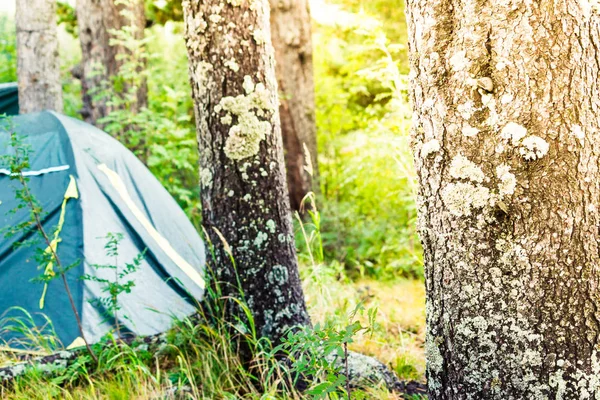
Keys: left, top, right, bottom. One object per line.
{"left": 462, "top": 125, "right": 479, "bottom": 137}
{"left": 571, "top": 124, "right": 585, "bottom": 144}
{"left": 224, "top": 58, "right": 239, "bottom": 72}
{"left": 221, "top": 113, "right": 233, "bottom": 125}
{"left": 549, "top": 351, "right": 600, "bottom": 399}
{"left": 449, "top": 155, "right": 485, "bottom": 183}
{"left": 476, "top": 77, "right": 494, "bottom": 92}
{"left": 188, "top": 11, "right": 207, "bottom": 34}
{"left": 480, "top": 93, "right": 493, "bottom": 107}
{"left": 521, "top": 349, "right": 543, "bottom": 367}
{"left": 456, "top": 316, "right": 489, "bottom": 340}
{"left": 421, "top": 139, "right": 440, "bottom": 158}
{"left": 580, "top": 0, "right": 600, "bottom": 18}
{"left": 500, "top": 122, "right": 528, "bottom": 144}
{"left": 217, "top": 76, "right": 274, "bottom": 160}
{"left": 208, "top": 14, "right": 222, "bottom": 23}
{"left": 449, "top": 50, "right": 470, "bottom": 72}
{"left": 496, "top": 164, "right": 516, "bottom": 197}
{"left": 267, "top": 264, "right": 289, "bottom": 285}
{"left": 422, "top": 98, "right": 434, "bottom": 109}
{"left": 441, "top": 182, "right": 491, "bottom": 217}
{"left": 450, "top": 314, "right": 550, "bottom": 397}
{"left": 425, "top": 334, "right": 444, "bottom": 374}
{"left": 254, "top": 231, "right": 268, "bottom": 248}
{"left": 519, "top": 135, "right": 549, "bottom": 160}
{"left": 249, "top": 0, "right": 262, "bottom": 11}
{"left": 501, "top": 93, "right": 514, "bottom": 104}
{"left": 200, "top": 168, "right": 213, "bottom": 189}
{"left": 242, "top": 75, "right": 255, "bottom": 94}
{"left": 252, "top": 28, "right": 266, "bottom": 45}
{"left": 457, "top": 101, "right": 476, "bottom": 120}
{"left": 266, "top": 219, "right": 276, "bottom": 233}
{"left": 227, "top": 0, "right": 243, "bottom": 5}
{"left": 496, "top": 238, "right": 529, "bottom": 268}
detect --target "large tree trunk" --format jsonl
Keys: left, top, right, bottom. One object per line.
{"left": 269, "top": 0, "right": 319, "bottom": 212}
{"left": 407, "top": 0, "right": 600, "bottom": 398}
{"left": 15, "top": 0, "right": 63, "bottom": 114}
{"left": 75, "top": 0, "right": 147, "bottom": 125}
{"left": 182, "top": 0, "right": 310, "bottom": 344}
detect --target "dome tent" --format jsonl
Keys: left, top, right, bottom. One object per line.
{"left": 0, "top": 83, "right": 19, "bottom": 117}
{"left": 0, "top": 111, "right": 205, "bottom": 348}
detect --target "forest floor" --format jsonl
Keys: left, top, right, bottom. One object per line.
{"left": 304, "top": 275, "right": 426, "bottom": 383}
{"left": 1, "top": 273, "right": 426, "bottom": 400}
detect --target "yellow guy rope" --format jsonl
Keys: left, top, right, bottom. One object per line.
{"left": 39, "top": 175, "right": 79, "bottom": 310}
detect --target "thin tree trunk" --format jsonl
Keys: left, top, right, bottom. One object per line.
{"left": 15, "top": 0, "right": 63, "bottom": 114}
{"left": 182, "top": 0, "right": 310, "bottom": 344}
{"left": 269, "top": 0, "right": 319, "bottom": 212}
{"left": 75, "top": 0, "right": 147, "bottom": 125}
{"left": 407, "top": 0, "right": 600, "bottom": 398}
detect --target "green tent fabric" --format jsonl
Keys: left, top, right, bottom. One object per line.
{"left": 0, "top": 111, "right": 205, "bottom": 348}
{"left": 0, "top": 83, "right": 18, "bottom": 116}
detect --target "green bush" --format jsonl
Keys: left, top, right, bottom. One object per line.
{"left": 312, "top": 3, "right": 422, "bottom": 279}
{"left": 0, "top": 15, "right": 17, "bottom": 83}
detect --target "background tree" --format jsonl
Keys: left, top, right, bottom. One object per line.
{"left": 75, "top": 0, "right": 147, "bottom": 124}
{"left": 182, "top": 0, "right": 310, "bottom": 344}
{"left": 269, "top": 0, "right": 318, "bottom": 211}
{"left": 407, "top": 0, "right": 600, "bottom": 398}
{"left": 15, "top": 0, "right": 63, "bottom": 113}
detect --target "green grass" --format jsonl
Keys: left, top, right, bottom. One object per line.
{"left": 0, "top": 274, "right": 425, "bottom": 400}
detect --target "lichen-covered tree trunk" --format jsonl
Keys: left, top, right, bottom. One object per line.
{"left": 269, "top": 0, "right": 318, "bottom": 211}
{"left": 182, "top": 0, "right": 310, "bottom": 344}
{"left": 15, "top": 0, "right": 63, "bottom": 114}
{"left": 75, "top": 0, "right": 147, "bottom": 124}
{"left": 407, "top": 1, "right": 600, "bottom": 398}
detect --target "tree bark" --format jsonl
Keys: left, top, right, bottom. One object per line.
{"left": 75, "top": 0, "right": 147, "bottom": 125}
{"left": 407, "top": 0, "right": 600, "bottom": 398}
{"left": 15, "top": 0, "right": 63, "bottom": 114}
{"left": 182, "top": 0, "right": 310, "bottom": 345}
{"left": 269, "top": 0, "right": 319, "bottom": 212}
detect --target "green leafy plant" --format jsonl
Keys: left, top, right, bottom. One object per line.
{"left": 273, "top": 302, "right": 378, "bottom": 400}
{"left": 80, "top": 233, "right": 144, "bottom": 340}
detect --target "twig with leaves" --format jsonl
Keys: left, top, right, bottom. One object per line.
{"left": 1, "top": 129, "right": 97, "bottom": 363}
{"left": 81, "top": 232, "right": 143, "bottom": 341}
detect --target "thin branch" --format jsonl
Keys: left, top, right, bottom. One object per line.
{"left": 344, "top": 342, "right": 351, "bottom": 399}
{"left": 17, "top": 174, "right": 97, "bottom": 363}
